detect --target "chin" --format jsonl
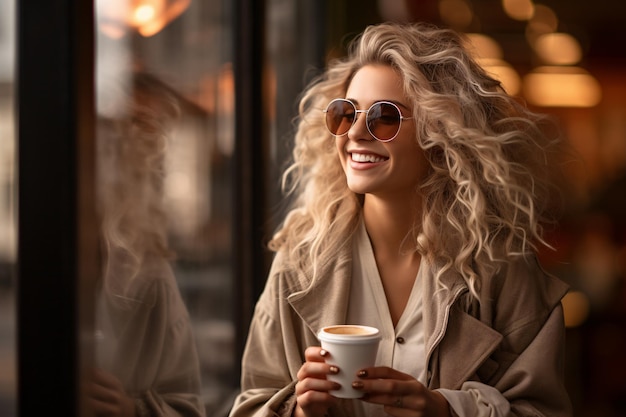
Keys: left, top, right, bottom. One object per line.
{"left": 346, "top": 182, "right": 374, "bottom": 195}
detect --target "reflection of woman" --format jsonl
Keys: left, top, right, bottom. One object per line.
{"left": 230, "top": 23, "right": 571, "bottom": 417}
{"left": 91, "top": 73, "right": 205, "bottom": 417}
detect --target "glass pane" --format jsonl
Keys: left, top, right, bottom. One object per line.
{"left": 94, "top": 1, "right": 234, "bottom": 415}
{"left": 0, "top": 0, "right": 16, "bottom": 415}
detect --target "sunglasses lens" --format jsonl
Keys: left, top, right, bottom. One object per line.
{"left": 367, "top": 102, "right": 402, "bottom": 141}
{"left": 325, "top": 100, "right": 355, "bottom": 136}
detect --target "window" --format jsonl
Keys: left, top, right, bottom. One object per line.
{"left": 0, "top": 0, "right": 15, "bottom": 415}
{"left": 95, "top": 1, "right": 238, "bottom": 414}
{"left": 12, "top": 1, "right": 328, "bottom": 416}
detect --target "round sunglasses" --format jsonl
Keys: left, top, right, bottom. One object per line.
{"left": 323, "top": 98, "right": 413, "bottom": 142}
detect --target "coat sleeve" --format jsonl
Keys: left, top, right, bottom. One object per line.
{"left": 436, "top": 303, "right": 571, "bottom": 417}
{"left": 438, "top": 304, "right": 572, "bottom": 417}
{"left": 98, "top": 272, "right": 205, "bottom": 417}
{"left": 228, "top": 305, "right": 299, "bottom": 417}
{"left": 228, "top": 253, "right": 311, "bottom": 417}
{"left": 496, "top": 303, "right": 572, "bottom": 416}
{"left": 137, "top": 277, "right": 206, "bottom": 417}
{"left": 489, "top": 257, "right": 572, "bottom": 416}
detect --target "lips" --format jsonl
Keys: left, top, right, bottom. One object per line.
{"left": 350, "top": 152, "right": 388, "bottom": 163}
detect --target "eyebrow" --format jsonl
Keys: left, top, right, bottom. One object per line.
{"left": 345, "top": 98, "right": 412, "bottom": 111}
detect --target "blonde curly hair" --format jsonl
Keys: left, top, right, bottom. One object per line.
{"left": 97, "top": 72, "right": 180, "bottom": 301}
{"left": 269, "top": 22, "right": 562, "bottom": 299}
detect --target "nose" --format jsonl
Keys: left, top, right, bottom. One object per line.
{"left": 347, "top": 110, "right": 374, "bottom": 141}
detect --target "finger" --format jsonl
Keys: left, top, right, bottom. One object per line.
{"left": 357, "top": 366, "right": 414, "bottom": 381}
{"left": 297, "top": 361, "right": 339, "bottom": 381}
{"left": 381, "top": 394, "right": 430, "bottom": 417}
{"left": 295, "top": 377, "right": 341, "bottom": 396}
{"left": 89, "top": 397, "right": 120, "bottom": 416}
{"left": 357, "top": 390, "right": 431, "bottom": 417}
{"left": 91, "top": 368, "right": 124, "bottom": 391}
{"left": 89, "top": 383, "right": 119, "bottom": 403}
{"left": 357, "top": 392, "right": 426, "bottom": 417}
{"left": 353, "top": 377, "right": 427, "bottom": 401}
{"left": 304, "top": 346, "right": 329, "bottom": 362}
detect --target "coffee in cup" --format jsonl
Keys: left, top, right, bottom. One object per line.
{"left": 317, "top": 325, "right": 380, "bottom": 398}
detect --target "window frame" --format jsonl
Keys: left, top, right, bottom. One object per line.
{"left": 16, "top": 0, "right": 97, "bottom": 415}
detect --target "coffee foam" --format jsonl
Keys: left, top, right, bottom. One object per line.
{"left": 325, "top": 326, "right": 373, "bottom": 335}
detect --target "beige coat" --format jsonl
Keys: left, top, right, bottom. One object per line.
{"left": 229, "top": 237, "right": 572, "bottom": 417}
{"left": 96, "top": 259, "right": 205, "bottom": 417}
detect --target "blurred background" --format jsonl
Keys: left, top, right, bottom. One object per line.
{"left": 1, "top": 0, "right": 625, "bottom": 416}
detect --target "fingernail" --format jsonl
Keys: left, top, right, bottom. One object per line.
{"left": 320, "top": 349, "right": 328, "bottom": 357}
{"left": 352, "top": 381, "right": 364, "bottom": 389}
{"left": 329, "top": 366, "right": 339, "bottom": 374}
{"left": 357, "top": 370, "right": 368, "bottom": 377}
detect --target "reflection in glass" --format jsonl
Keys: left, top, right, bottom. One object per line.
{"left": 0, "top": 0, "right": 15, "bottom": 415}
{"left": 97, "top": 0, "right": 192, "bottom": 38}
{"left": 94, "top": 72, "right": 205, "bottom": 417}
{"left": 95, "top": 1, "right": 236, "bottom": 414}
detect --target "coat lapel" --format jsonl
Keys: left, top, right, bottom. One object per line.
{"left": 422, "top": 262, "right": 468, "bottom": 361}
{"left": 433, "top": 306, "right": 503, "bottom": 389}
{"left": 286, "top": 240, "right": 354, "bottom": 337}
{"left": 421, "top": 260, "right": 503, "bottom": 389}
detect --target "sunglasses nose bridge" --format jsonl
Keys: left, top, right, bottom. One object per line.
{"left": 347, "top": 109, "right": 374, "bottom": 140}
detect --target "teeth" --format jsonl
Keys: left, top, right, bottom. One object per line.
{"left": 351, "top": 152, "right": 385, "bottom": 163}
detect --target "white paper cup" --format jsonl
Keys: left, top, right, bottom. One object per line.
{"left": 317, "top": 325, "right": 380, "bottom": 398}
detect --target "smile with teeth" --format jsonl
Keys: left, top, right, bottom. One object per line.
{"left": 351, "top": 152, "right": 387, "bottom": 163}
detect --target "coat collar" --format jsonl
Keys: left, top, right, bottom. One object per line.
{"left": 286, "top": 238, "right": 354, "bottom": 338}
{"left": 285, "top": 229, "right": 466, "bottom": 351}
{"left": 420, "top": 263, "right": 470, "bottom": 360}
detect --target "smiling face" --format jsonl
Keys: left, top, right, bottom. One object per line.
{"left": 336, "top": 64, "right": 429, "bottom": 200}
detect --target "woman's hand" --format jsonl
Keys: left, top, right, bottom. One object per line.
{"left": 351, "top": 367, "right": 451, "bottom": 417}
{"left": 293, "top": 347, "right": 341, "bottom": 417}
{"left": 86, "top": 368, "right": 137, "bottom": 417}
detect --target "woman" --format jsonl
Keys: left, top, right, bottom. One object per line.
{"left": 230, "top": 22, "right": 571, "bottom": 417}
{"left": 89, "top": 72, "right": 205, "bottom": 417}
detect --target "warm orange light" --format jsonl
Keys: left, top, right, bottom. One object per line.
{"left": 217, "top": 63, "right": 235, "bottom": 156}
{"left": 502, "top": 0, "right": 534, "bottom": 21}
{"left": 529, "top": 4, "right": 558, "bottom": 32}
{"left": 533, "top": 33, "right": 582, "bottom": 66}
{"left": 525, "top": 4, "right": 558, "bottom": 44}
{"left": 522, "top": 66, "right": 602, "bottom": 108}
{"left": 464, "top": 33, "right": 503, "bottom": 60}
{"left": 481, "top": 60, "right": 521, "bottom": 95}
{"left": 97, "top": 0, "right": 191, "bottom": 38}
{"left": 562, "top": 290, "right": 590, "bottom": 328}
{"left": 133, "top": 4, "right": 157, "bottom": 25}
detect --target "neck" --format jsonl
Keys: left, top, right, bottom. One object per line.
{"left": 362, "top": 193, "right": 421, "bottom": 259}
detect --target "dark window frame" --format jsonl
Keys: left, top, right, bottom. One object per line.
{"left": 16, "top": 0, "right": 97, "bottom": 416}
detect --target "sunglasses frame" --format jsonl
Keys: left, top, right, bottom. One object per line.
{"left": 323, "top": 98, "right": 413, "bottom": 142}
